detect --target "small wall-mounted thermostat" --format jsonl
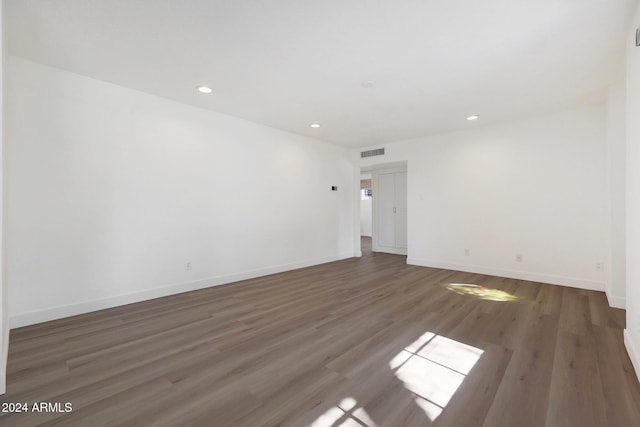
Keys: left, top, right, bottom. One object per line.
{"left": 331, "top": 186, "right": 338, "bottom": 191}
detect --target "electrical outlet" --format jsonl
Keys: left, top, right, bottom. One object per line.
{"left": 515, "top": 254, "right": 523, "bottom": 262}
{"left": 596, "top": 262, "right": 603, "bottom": 272}
{"left": 185, "top": 262, "right": 192, "bottom": 271}
{"left": 464, "top": 248, "right": 470, "bottom": 256}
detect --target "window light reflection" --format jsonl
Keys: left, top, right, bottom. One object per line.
{"left": 446, "top": 283, "right": 519, "bottom": 302}
{"left": 390, "top": 332, "right": 484, "bottom": 421}
{"left": 311, "top": 397, "right": 378, "bottom": 427}
{"left": 310, "top": 333, "right": 485, "bottom": 426}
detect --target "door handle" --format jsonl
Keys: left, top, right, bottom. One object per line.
{"left": 393, "top": 207, "right": 396, "bottom": 213}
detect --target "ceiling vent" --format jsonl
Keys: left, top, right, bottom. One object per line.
{"left": 360, "top": 148, "right": 385, "bottom": 158}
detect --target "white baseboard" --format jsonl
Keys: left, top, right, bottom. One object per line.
{"left": 10, "top": 252, "right": 355, "bottom": 329}
{"left": 406, "top": 258, "right": 606, "bottom": 292}
{"left": 624, "top": 329, "right": 640, "bottom": 383}
{"left": 605, "top": 291, "right": 626, "bottom": 309}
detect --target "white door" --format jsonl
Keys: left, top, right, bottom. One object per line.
{"left": 395, "top": 172, "right": 407, "bottom": 249}
{"left": 373, "top": 168, "right": 407, "bottom": 255}
{"left": 377, "top": 172, "right": 396, "bottom": 248}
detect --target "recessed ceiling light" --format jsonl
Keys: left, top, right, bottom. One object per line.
{"left": 197, "top": 85, "right": 212, "bottom": 94}
{"left": 466, "top": 115, "right": 479, "bottom": 121}
{"left": 310, "top": 123, "right": 321, "bottom": 128}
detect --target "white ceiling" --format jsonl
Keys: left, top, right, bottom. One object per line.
{"left": 6, "top": 0, "right": 636, "bottom": 148}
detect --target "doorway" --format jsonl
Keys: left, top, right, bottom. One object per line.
{"left": 359, "top": 162, "right": 408, "bottom": 256}
{"left": 359, "top": 172, "right": 373, "bottom": 255}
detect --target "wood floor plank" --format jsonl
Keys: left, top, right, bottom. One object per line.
{"left": 0, "top": 237, "right": 638, "bottom": 426}
{"left": 593, "top": 325, "right": 640, "bottom": 426}
{"left": 434, "top": 344, "right": 514, "bottom": 427}
{"left": 481, "top": 311, "right": 560, "bottom": 426}
{"left": 232, "top": 366, "right": 346, "bottom": 427}
{"left": 545, "top": 332, "right": 607, "bottom": 427}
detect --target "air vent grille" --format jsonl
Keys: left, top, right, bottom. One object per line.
{"left": 360, "top": 148, "right": 385, "bottom": 158}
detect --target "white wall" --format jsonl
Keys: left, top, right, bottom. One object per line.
{"left": 360, "top": 198, "right": 372, "bottom": 237}
{"left": 6, "top": 57, "right": 355, "bottom": 327}
{"left": 0, "top": 0, "right": 7, "bottom": 396}
{"left": 357, "top": 108, "right": 608, "bottom": 291}
{"left": 360, "top": 174, "right": 372, "bottom": 237}
{"left": 625, "top": 2, "right": 640, "bottom": 382}
{"left": 606, "top": 78, "right": 627, "bottom": 309}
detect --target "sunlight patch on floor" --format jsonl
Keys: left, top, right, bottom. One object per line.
{"left": 310, "top": 333, "right": 484, "bottom": 426}
{"left": 310, "top": 397, "right": 379, "bottom": 427}
{"left": 446, "top": 283, "right": 519, "bottom": 302}
{"left": 389, "top": 332, "right": 484, "bottom": 421}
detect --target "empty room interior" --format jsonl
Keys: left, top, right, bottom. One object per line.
{"left": 2, "top": 0, "right": 640, "bottom": 426}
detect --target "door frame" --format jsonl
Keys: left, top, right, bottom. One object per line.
{"left": 355, "top": 161, "right": 409, "bottom": 258}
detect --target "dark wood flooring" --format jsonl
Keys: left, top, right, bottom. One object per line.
{"left": 1, "top": 237, "right": 639, "bottom": 426}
